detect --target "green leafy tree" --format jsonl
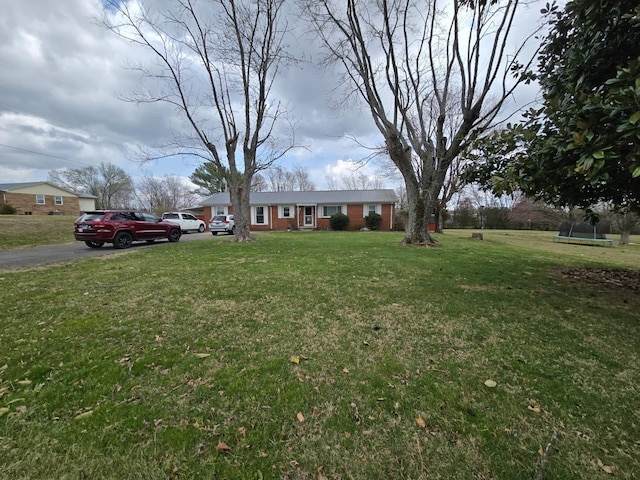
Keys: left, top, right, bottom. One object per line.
{"left": 468, "top": 1, "right": 640, "bottom": 215}
{"left": 190, "top": 161, "right": 227, "bottom": 196}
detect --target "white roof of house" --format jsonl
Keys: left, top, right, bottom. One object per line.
{"left": 0, "top": 182, "right": 96, "bottom": 198}
{"left": 200, "top": 189, "right": 399, "bottom": 206}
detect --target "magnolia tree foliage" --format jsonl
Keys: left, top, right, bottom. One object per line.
{"left": 468, "top": 1, "right": 640, "bottom": 216}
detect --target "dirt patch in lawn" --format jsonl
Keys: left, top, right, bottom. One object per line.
{"left": 556, "top": 267, "right": 640, "bottom": 292}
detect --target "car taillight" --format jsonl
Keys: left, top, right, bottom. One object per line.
{"left": 224, "top": 220, "right": 229, "bottom": 224}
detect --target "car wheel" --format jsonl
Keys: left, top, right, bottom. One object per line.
{"left": 230, "top": 226, "right": 235, "bottom": 235}
{"left": 168, "top": 228, "right": 181, "bottom": 242}
{"left": 212, "top": 232, "right": 218, "bottom": 236}
{"left": 85, "top": 240, "right": 104, "bottom": 248}
{"left": 114, "top": 231, "right": 133, "bottom": 249}
{"left": 198, "top": 224, "right": 205, "bottom": 233}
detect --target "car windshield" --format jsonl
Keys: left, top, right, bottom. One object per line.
{"left": 212, "top": 216, "right": 227, "bottom": 221}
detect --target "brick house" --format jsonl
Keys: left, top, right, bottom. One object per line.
{"left": 0, "top": 182, "right": 96, "bottom": 216}
{"left": 201, "top": 189, "right": 399, "bottom": 231}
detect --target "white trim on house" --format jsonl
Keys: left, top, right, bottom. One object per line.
{"left": 319, "top": 204, "right": 347, "bottom": 218}
{"left": 252, "top": 205, "right": 269, "bottom": 225}
{"left": 278, "top": 205, "right": 295, "bottom": 219}
{"left": 363, "top": 204, "right": 381, "bottom": 217}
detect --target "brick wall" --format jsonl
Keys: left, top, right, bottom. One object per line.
{"left": 202, "top": 202, "right": 396, "bottom": 231}
{"left": 3, "top": 192, "right": 80, "bottom": 216}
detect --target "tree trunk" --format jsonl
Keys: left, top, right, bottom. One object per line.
{"left": 434, "top": 202, "right": 445, "bottom": 234}
{"left": 620, "top": 230, "right": 630, "bottom": 245}
{"left": 403, "top": 182, "right": 426, "bottom": 244}
{"left": 387, "top": 134, "right": 434, "bottom": 245}
{"left": 228, "top": 183, "right": 254, "bottom": 242}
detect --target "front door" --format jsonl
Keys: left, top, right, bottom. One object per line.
{"left": 303, "top": 206, "right": 314, "bottom": 227}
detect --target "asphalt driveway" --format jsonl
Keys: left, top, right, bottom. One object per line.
{"left": 0, "top": 232, "right": 213, "bottom": 272}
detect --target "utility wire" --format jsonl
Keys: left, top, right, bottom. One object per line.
{"left": 0, "top": 142, "right": 94, "bottom": 167}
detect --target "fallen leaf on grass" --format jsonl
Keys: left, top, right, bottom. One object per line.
{"left": 17, "top": 379, "right": 32, "bottom": 386}
{"left": 15, "top": 405, "right": 27, "bottom": 415}
{"left": 415, "top": 417, "right": 427, "bottom": 428}
{"left": 290, "top": 356, "right": 300, "bottom": 364}
{"left": 597, "top": 459, "right": 614, "bottom": 474}
{"left": 527, "top": 405, "right": 541, "bottom": 413}
{"left": 317, "top": 466, "right": 329, "bottom": 480}
{"left": 215, "top": 441, "right": 231, "bottom": 453}
{"left": 296, "top": 412, "right": 305, "bottom": 422}
{"left": 194, "top": 353, "right": 211, "bottom": 359}
{"left": 74, "top": 410, "right": 94, "bottom": 420}
{"left": 0, "top": 408, "right": 9, "bottom": 417}
{"left": 484, "top": 379, "right": 497, "bottom": 388}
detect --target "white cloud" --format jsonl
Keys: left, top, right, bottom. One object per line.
{"left": 0, "top": 0, "right": 546, "bottom": 193}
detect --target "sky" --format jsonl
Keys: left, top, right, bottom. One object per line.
{"left": 0, "top": 0, "right": 546, "bottom": 192}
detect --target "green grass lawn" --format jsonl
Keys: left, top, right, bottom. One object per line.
{"left": 1, "top": 231, "right": 639, "bottom": 479}
{"left": 0, "top": 215, "right": 76, "bottom": 249}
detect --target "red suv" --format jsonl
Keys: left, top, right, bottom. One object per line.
{"left": 74, "top": 210, "right": 182, "bottom": 249}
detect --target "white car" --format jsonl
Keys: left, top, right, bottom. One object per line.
{"left": 209, "top": 214, "right": 235, "bottom": 235}
{"left": 161, "top": 212, "right": 207, "bottom": 233}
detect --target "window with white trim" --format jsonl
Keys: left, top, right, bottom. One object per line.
{"left": 54, "top": 196, "right": 63, "bottom": 206}
{"left": 253, "top": 206, "right": 267, "bottom": 224}
{"left": 321, "top": 205, "right": 343, "bottom": 217}
{"left": 364, "top": 204, "right": 381, "bottom": 216}
{"left": 215, "top": 206, "right": 226, "bottom": 215}
{"left": 279, "top": 205, "right": 294, "bottom": 218}
{"left": 36, "top": 194, "right": 45, "bottom": 205}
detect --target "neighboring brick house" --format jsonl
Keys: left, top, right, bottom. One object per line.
{"left": 201, "top": 189, "right": 398, "bottom": 231}
{"left": 0, "top": 182, "right": 96, "bottom": 216}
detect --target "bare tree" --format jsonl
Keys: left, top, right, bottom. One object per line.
{"left": 251, "top": 173, "right": 269, "bottom": 192}
{"left": 302, "top": 0, "right": 541, "bottom": 244}
{"left": 137, "top": 174, "right": 198, "bottom": 214}
{"left": 292, "top": 165, "right": 316, "bottom": 191}
{"left": 102, "top": 0, "right": 295, "bottom": 241}
{"left": 266, "top": 164, "right": 315, "bottom": 191}
{"left": 341, "top": 171, "right": 385, "bottom": 190}
{"left": 48, "top": 162, "right": 135, "bottom": 209}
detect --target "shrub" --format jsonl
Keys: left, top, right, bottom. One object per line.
{"left": 365, "top": 213, "right": 382, "bottom": 230}
{"left": 330, "top": 212, "right": 350, "bottom": 231}
{"left": 0, "top": 203, "right": 17, "bottom": 214}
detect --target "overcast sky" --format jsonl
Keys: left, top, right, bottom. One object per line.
{"left": 0, "top": 0, "right": 545, "bottom": 191}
